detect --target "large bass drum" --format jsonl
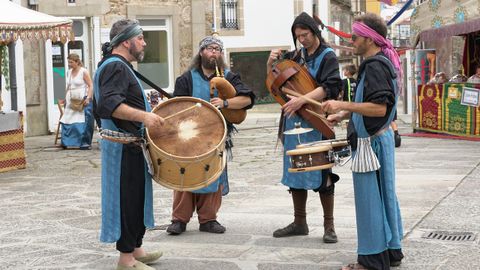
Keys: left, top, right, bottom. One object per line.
{"left": 146, "top": 97, "right": 227, "bottom": 191}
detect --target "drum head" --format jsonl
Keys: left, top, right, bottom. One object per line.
{"left": 147, "top": 97, "right": 226, "bottom": 158}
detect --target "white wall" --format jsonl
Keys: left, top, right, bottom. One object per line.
{"left": 220, "top": 0, "right": 329, "bottom": 52}
{"left": 220, "top": 0, "right": 296, "bottom": 50}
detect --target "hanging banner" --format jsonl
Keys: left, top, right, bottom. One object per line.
{"left": 415, "top": 49, "right": 436, "bottom": 85}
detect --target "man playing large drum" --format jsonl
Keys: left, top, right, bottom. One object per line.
{"left": 94, "top": 19, "right": 165, "bottom": 270}
{"left": 266, "top": 12, "right": 342, "bottom": 243}
{"left": 166, "top": 35, "right": 255, "bottom": 235}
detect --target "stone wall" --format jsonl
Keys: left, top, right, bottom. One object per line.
{"left": 103, "top": 0, "right": 211, "bottom": 73}
{"left": 23, "top": 40, "right": 49, "bottom": 136}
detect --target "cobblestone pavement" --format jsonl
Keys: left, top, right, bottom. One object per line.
{"left": 1, "top": 111, "right": 479, "bottom": 270}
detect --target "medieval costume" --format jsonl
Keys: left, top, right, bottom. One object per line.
{"left": 273, "top": 12, "right": 342, "bottom": 243}
{"left": 61, "top": 67, "right": 94, "bottom": 149}
{"left": 167, "top": 36, "right": 255, "bottom": 234}
{"left": 94, "top": 54, "right": 154, "bottom": 252}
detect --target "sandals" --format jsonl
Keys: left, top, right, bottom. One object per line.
{"left": 341, "top": 262, "right": 369, "bottom": 270}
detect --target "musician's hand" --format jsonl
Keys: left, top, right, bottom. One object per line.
{"left": 282, "top": 95, "right": 306, "bottom": 118}
{"left": 143, "top": 112, "right": 165, "bottom": 129}
{"left": 210, "top": 97, "right": 224, "bottom": 109}
{"left": 267, "top": 49, "right": 282, "bottom": 67}
{"left": 326, "top": 113, "right": 343, "bottom": 126}
{"left": 321, "top": 100, "right": 344, "bottom": 114}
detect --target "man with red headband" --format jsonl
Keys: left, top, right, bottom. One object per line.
{"left": 321, "top": 13, "right": 404, "bottom": 270}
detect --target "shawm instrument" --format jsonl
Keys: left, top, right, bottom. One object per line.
{"left": 209, "top": 62, "right": 247, "bottom": 124}
{"left": 265, "top": 59, "right": 335, "bottom": 139}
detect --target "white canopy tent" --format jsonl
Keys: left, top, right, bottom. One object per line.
{"left": 0, "top": 0, "right": 72, "bottom": 111}
{"left": 0, "top": 0, "right": 73, "bottom": 44}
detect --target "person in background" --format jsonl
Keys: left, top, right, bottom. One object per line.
{"left": 341, "top": 64, "right": 357, "bottom": 102}
{"left": 60, "top": 53, "right": 94, "bottom": 150}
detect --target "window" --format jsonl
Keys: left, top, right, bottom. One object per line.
{"left": 138, "top": 19, "right": 172, "bottom": 91}
{"left": 398, "top": 24, "right": 410, "bottom": 39}
{"left": 220, "top": 0, "right": 239, "bottom": 29}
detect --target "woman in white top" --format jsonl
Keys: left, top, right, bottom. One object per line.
{"left": 60, "top": 53, "right": 94, "bottom": 149}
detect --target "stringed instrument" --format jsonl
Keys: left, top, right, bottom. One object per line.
{"left": 265, "top": 59, "right": 335, "bottom": 139}
{"left": 209, "top": 62, "right": 247, "bottom": 124}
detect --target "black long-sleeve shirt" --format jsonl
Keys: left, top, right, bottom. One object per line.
{"left": 173, "top": 68, "right": 255, "bottom": 110}
{"left": 94, "top": 54, "right": 146, "bottom": 135}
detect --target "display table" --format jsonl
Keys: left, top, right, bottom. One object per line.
{"left": 417, "top": 83, "right": 480, "bottom": 137}
{"left": 0, "top": 111, "right": 26, "bottom": 173}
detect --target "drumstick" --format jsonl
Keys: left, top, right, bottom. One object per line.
{"left": 282, "top": 87, "right": 323, "bottom": 107}
{"left": 163, "top": 103, "right": 202, "bottom": 120}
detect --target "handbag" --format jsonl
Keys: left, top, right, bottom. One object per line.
{"left": 69, "top": 96, "right": 85, "bottom": 111}
{"left": 67, "top": 71, "right": 86, "bottom": 112}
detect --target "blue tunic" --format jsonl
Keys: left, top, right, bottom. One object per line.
{"left": 281, "top": 47, "right": 334, "bottom": 189}
{"left": 351, "top": 57, "right": 403, "bottom": 255}
{"left": 189, "top": 69, "right": 229, "bottom": 195}
{"left": 94, "top": 57, "right": 155, "bottom": 243}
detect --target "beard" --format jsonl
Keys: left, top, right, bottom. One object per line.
{"left": 129, "top": 41, "right": 145, "bottom": 62}
{"left": 353, "top": 40, "right": 368, "bottom": 56}
{"left": 201, "top": 55, "right": 225, "bottom": 71}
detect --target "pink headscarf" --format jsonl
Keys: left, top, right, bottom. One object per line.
{"left": 353, "top": 21, "right": 403, "bottom": 94}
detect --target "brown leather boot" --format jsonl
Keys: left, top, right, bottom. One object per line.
{"left": 273, "top": 190, "right": 308, "bottom": 237}
{"left": 320, "top": 192, "right": 337, "bottom": 243}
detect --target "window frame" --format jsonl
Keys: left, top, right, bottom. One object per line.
{"left": 138, "top": 17, "right": 174, "bottom": 93}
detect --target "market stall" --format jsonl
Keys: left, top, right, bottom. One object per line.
{"left": 410, "top": 0, "right": 480, "bottom": 138}
{"left": 0, "top": 0, "right": 72, "bottom": 173}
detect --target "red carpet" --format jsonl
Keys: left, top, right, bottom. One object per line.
{"left": 403, "top": 131, "right": 480, "bottom": 142}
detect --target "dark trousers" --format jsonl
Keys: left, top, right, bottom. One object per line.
{"left": 358, "top": 249, "right": 404, "bottom": 270}
{"left": 116, "top": 145, "right": 146, "bottom": 253}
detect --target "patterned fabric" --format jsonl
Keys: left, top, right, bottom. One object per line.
{"left": 443, "top": 83, "right": 476, "bottom": 136}
{"left": 198, "top": 36, "right": 223, "bottom": 51}
{"left": 0, "top": 112, "right": 25, "bottom": 173}
{"left": 0, "top": 0, "right": 73, "bottom": 44}
{"left": 350, "top": 137, "right": 381, "bottom": 173}
{"left": 418, "top": 84, "right": 443, "bottom": 131}
{"left": 417, "top": 83, "right": 480, "bottom": 137}
{"left": 410, "top": 0, "right": 480, "bottom": 45}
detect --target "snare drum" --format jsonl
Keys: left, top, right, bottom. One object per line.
{"left": 286, "top": 139, "right": 350, "bottom": 172}
{"left": 146, "top": 97, "right": 227, "bottom": 191}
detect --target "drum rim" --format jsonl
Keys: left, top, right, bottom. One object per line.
{"left": 288, "top": 163, "right": 334, "bottom": 172}
{"left": 286, "top": 144, "right": 332, "bottom": 155}
{"left": 146, "top": 96, "right": 228, "bottom": 161}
